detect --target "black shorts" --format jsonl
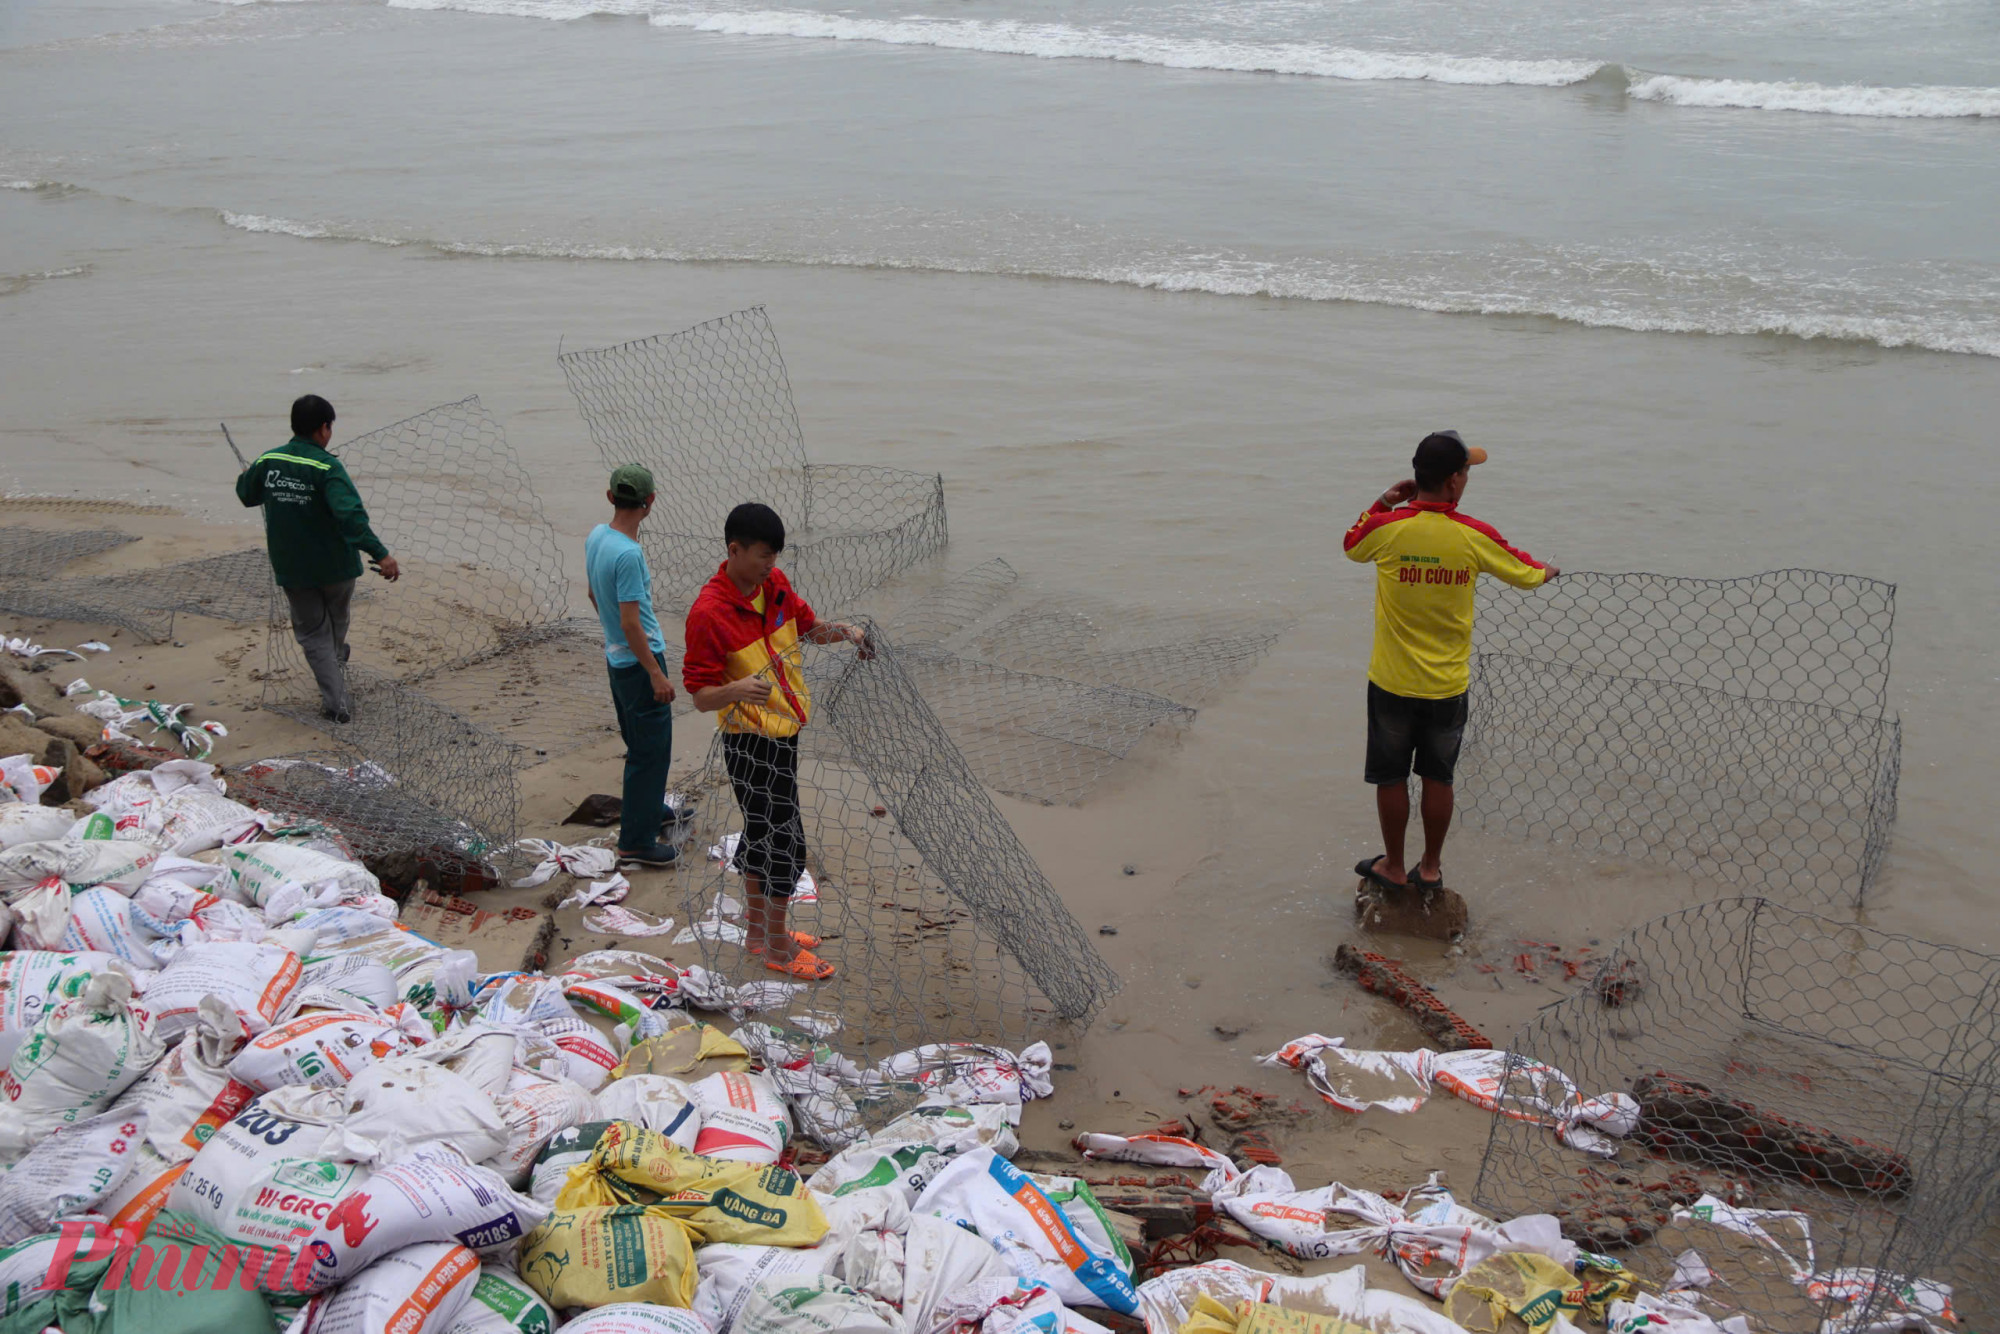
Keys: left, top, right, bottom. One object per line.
{"left": 1364, "top": 682, "right": 1469, "bottom": 785}
{"left": 722, "top": 731, "right": 806, "bottom": 899}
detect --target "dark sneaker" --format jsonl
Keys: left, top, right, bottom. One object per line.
{"left": 320, "top": 707, "right": 353, "bottom": 725}
{"left": 617, "top": 843, "right": 680, "bottom": 870}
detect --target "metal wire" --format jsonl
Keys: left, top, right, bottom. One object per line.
{"left": 557, "top": 306, "right": 947, "bottom": 615}
{"left": 1472, "top": 898, "right": 2000, "bottom": 1331}
{"left": 258, "top": 397, "right": 583, "bottom": 863}
{"left": 657, "top": 625, "right": 1119, "bottom": 1134}
{"left": 872, "top": 559, "right": 1285, "bottom": 805}
{"left": 0, "top": 523, "right": 270, "bottom": 641}
{"left": 1460, "top": 570, "right": 1901, "bottom": 907}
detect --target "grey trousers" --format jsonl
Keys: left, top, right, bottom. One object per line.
{"left": 283, "top": 579, "right": 356, "bottom": 716}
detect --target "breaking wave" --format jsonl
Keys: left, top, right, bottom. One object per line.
{"left": 214, "top": 209, "right": 2000, "bottom": 359}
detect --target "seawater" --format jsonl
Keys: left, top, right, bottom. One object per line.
{"left": 2, "top": 0, "right": 1997, "bottom": 355}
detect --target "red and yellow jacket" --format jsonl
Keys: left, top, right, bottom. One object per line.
{"left": 683, "top": 563, "right": 819, "bottom": 737}
{"left": 1343, "top": 499, "right": 1548, "bottom": 699}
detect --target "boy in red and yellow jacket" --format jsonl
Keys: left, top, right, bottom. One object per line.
{"left": 683, "top": 503, "right": 869, "bottom": 980}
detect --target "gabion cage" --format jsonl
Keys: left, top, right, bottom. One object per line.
{"left": 1460, "top": 569, "right": 1901, "bottom": 906}
{"left": 654, "top": 625, "right": 1119, "bottom": 1137}
{"left": 1472, "top": 898, "right": 2000, "bottom": 1333}
{"left": 557, "top": 307, "right": 947, "bottom": 615}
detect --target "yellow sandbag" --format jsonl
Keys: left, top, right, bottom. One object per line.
{"left": 1570, "top": 1254, "right": 1639, "bottom": 1320}
{"left": 554, "top": 1120, "right": 829, "bottom": 1246}
{"left": 1238, "top": 1304, "right": 1375, "bottom": 1334}
{"left": 1176, "top": 1295, "right": 1376, "bottom": 1334}
{"left": 1178, "top": 1294, "right": 1244, "bottom": 1334}
{"left": 610, "top": 1025, "right": 750, "bottom": 1080}
{"left": 518, "top": 1204, "right": 698, "bottom": 1309}
{"left": 1445, "top": 1253, "right": 1586, "bottom": 1334}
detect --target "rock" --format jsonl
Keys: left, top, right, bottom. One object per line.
{"left": 1354, "top": 880, "right": 1469, "bottom": 941}
{"left": 37, "top": 737, "right": 106, "bottom": 803}
{"left": 1122, "top": 864, "right": 1137, "bottom": 876}
{"left": 0, "top": 714, "right": 50, "bottom": 762}
{"left": 31, "top": 712, "right": 101, "bottom": 748}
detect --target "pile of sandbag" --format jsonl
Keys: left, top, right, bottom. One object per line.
{"left": 0, "top": 756, "right": 1122, "bottom": 1333}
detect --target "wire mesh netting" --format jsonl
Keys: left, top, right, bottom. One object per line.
{"left": 867, "top": 559, "right": 1285, "bottom": 805}
{"left": 1472, "top": 898, "right": 2000, "bottom": 1332}
{"left": 1459, "top": 569, "right": 1901, "bottom": 907}
{"left": 226, "top": 750, "right": 509, "bottom": 884}
{"left": 650, "top": 623, "right": 1119, "bottom": 1139}
{"left": 1474, "top": 569, "right": 1895, "bottom": 715}
{"left": 0, "top": 522, "right": 272, "bottom": 641}
{"left": 259, "top": 396, "right": 591, "bottom": 863}
{"left": 557, "top": 306, "right": 947, "bottom": 616}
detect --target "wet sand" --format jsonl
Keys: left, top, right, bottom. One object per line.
{"left": 5, "top": 245, "right": 2000, "bottom": 1236}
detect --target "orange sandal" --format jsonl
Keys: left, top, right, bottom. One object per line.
{"left": 764, "top": 949, "right": 834, "bottom": 981}
{"left": 748, "top": 931, "right": 822, "bottom": 955}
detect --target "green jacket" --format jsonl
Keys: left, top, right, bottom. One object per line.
{"left": 235, "top": 436, "right": 389, "bottom": 589}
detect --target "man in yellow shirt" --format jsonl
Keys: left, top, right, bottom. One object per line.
{"left": 1343, "top": 431, "right": 1559, "bottom": 892}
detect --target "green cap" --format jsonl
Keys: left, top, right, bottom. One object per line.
{"left": 609, "top": 464, "right": 655, "bottom": 503}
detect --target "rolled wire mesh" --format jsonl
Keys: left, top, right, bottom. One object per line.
{"left": 1471, "top": 899, "right": 2000, "bottom": 1331}
{"left": 557, "top": 307, "right": 947, "bottom": 615}
{"left": 1460, "top": 569, "right": 1901, "bottom": 906}
{"left": 656, "top": 624, "right": 1118, "bottom": 1136}
{"left": 226, "top": 750, "right": 507, "bottom": 881}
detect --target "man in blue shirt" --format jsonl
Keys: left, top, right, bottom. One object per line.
{"left": 586, "top": 465, "right": 679, "bottom": 869}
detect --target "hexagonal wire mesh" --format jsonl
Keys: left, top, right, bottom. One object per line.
{"left": 653, "top": 624, "right": 1120, "bottom": 1139}
{"left": 1471, "top": 898, "right": 2000, "bottom": 1332}
{"left": 224, "top": 751, "right": 504, "bottom": 885}
{"left": 1459, "top": 570, "right": 1901, "bottom": 907}
{"left": 259, "top": 396, "right": 583, "bottom": 864}
{"left": 0, "top": 522, "right": 271, "bottom": 642}
{"left": 873, "top": 559, "right": 1286, "bottom": 805}
{"left": 556, "top": 306, "right": 946, "bottom": 616}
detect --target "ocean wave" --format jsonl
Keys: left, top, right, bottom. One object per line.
{"left": 640, "top": 9, "right": 1604, "bottom": 85}
{"left": 1627, "top": 73, "right": 2000, "bottom": 118}
{"left": 220, "top": 211, "right": 410, "bottom": 245}
{"left": 379, "top": 0, "right": 2000, "bottom": 115}
{"left": 207, "top": 208, "right": 2000, "bottom": 359}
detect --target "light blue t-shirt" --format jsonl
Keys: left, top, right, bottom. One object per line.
{"left": 586, "top": 524, "right": 665, "bottom": 668}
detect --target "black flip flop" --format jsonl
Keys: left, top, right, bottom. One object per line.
{"left": 1353, "top": 856, "right": 1409, "bottom": 892}
{"left": 1411, "top": 867, "right": 1445, "bottom": 892}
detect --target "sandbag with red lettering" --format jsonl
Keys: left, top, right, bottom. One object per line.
{"left": 110, "top": 995, "right": 256, "bottom": 1162}
{"left": 143, "top": 940, "right": 303, "bottom": 1040}
{"left": 0, "top": 1108, "right": 149, "bottom": 1244}
{"left": 0, "top": 970, "right": 164, "bottom": 1160}
{"left": 228, "top": 1010, "right": 429, "bottom": 1093}
{"left": 296, "top": 1241, "right": 481, "bottom": 1334}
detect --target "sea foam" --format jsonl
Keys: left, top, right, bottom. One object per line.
{"left": 643, "top": 9, "right": 1604, "bottom": 86}
{"left": 385, "top": 0, "right": 2000, "bottom": 117}
{"left": 1627, "top": 73, "right": 2000, "bottom": 119}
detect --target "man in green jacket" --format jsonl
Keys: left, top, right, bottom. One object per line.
{"left": 235, "top": 394, "right": 401, "bottom": 723}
